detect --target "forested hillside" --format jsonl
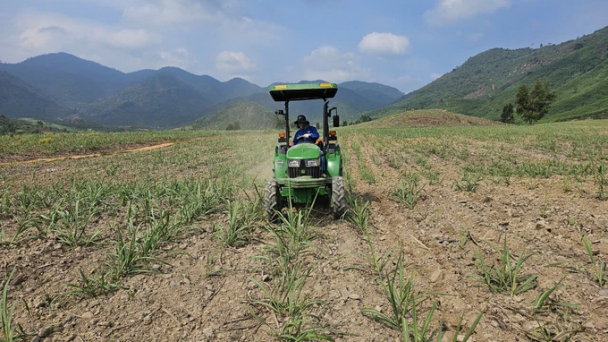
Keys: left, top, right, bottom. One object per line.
{"left": 0, "top": 71, "right": 74, "bottom": 120}
{"left": 191, "top": 102, "right": 280, "bottom": 130}
{"left": 371, "top": 26, "right": 608, "bottom": 122}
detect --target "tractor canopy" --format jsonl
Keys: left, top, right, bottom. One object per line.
{"left": 270, "top": 83, "right": 338, "bottom": 102}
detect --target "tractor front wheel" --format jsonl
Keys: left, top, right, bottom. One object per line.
{"left": 264, "top": 179, "right": 281, "bottom": 223}
{"left": 332, "top": 176, "right": 346, "bottom": 219}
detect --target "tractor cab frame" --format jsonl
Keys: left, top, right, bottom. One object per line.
{"left": 264, "top": 83, "right": 346, "bottom": 222}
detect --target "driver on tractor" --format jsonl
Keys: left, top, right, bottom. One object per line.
{"left": 293, "top": 115, "right": 320, "bottom": 145}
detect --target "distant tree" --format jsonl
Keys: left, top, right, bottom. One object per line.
{"left": 360, "top": 114, "right": 372, "bottom": 123}
{"left": 515, "top": 81, "right": 556, "bottom": 125}
{"left": 37, "top": 120, "right": 44, "bottom": 128}
{"left": 342, "top": 120, "right": 348, "bottom": 127}
{"left": 501, "top": 103, "right": 514, "bottom": 123}
{"left": 226, "top": 121, "right": 241, "bottom": 130}
{"left": 315, "top": 122, "right": 320, "bottom": 129}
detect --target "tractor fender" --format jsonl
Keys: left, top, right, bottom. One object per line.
{"left": 326, "top": 144, "right": 341, "bottom": 178}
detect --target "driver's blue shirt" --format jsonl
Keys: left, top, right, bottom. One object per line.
{"left": 293, "top": 126, "right": 320, "bottom": 145}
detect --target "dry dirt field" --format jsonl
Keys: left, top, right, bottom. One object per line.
{"left": 1, "top": 114, "right": 608, "bottom": 341}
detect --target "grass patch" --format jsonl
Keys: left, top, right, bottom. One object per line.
{"left": 474, "top": 237, "right": 538, "bottom": 296}
{"left": 393, "top": 173, "right": 425, "bottom": 209}
{"left": 1, "top": 270, "right": 26, "bottom": 342}
{"left": 582, "top": 235, "right": 607, "bottom": 287}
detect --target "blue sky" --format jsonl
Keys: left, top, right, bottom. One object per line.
{"left": 0, "top": 0, "right": 607, "bottom": 93}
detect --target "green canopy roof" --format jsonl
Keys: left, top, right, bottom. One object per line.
{"left": 269, "top": 83, "right": 338, "bottom": 102}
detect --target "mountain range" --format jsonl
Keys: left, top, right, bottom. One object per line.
{"left": 1, "top": 24, "right": 607, "bottom": 130}
{"left": 0, "top": 54, "right": 403, "bottom": 129}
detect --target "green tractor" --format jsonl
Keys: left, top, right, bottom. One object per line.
{"left": 264, "top": 83, "right": 346, "bottom": 222}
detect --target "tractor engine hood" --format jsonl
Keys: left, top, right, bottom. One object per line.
{"left": 286, "top": 143, "right": 321, "bottom": 159}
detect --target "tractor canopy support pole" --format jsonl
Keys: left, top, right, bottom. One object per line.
{"left": 285, "top": 101, "right": 290, "bottom": 145}
{"left": 323, "top": 99, "right": 329, "bottom": 154}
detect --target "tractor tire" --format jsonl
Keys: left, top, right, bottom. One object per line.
{"left": 332, "top": 176, "right": 347, "bottom": 219}
{"left": 264, "top": 179, "right": 281, "bottom": 223}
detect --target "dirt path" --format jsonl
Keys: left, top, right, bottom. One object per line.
{"left": 0, "top": 142, "right": 175, "bottom": 166}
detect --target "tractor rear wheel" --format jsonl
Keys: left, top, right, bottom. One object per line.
{"left": 264, "top": 179, "right": 281, "bottom": 223}
{"left": 332, "top": 176, "right": 346, "bottom": 219}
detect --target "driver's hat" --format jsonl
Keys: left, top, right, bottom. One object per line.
{"left": 294, "top": 115, "right": 309, "bottom": 125}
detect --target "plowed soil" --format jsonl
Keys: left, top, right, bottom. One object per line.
{"left": 1, "top": 121, "right": 608, "bottom": 342}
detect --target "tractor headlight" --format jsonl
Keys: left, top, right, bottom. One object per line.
{"left": 288, "top": 159, "right": 300, "bottom": 168}
{"left": 276, "top": 160, "right": 284, "bottom": 169}
{"left": 305, "top": 159, "right": 320, "bottom": 167}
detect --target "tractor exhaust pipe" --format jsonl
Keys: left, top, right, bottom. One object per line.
{"left": 285, "top": 101, "right": 290, "bottom": 145}
{"left": 323, "top": 99, "right": 329, "bottom": 154}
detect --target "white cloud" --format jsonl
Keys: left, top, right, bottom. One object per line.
{"left": 160, "top": 48, "right": 190, "bottom": 68}
{"left": 303, "top": 45, "right": 369, "bottom": 82}
{"left": 0, "top": 10, "right": 163, "bottom": 72}
{"left": 15, "top": 12, "right": 158, "bottom": 52}
{"left": 425, "top": 0, "right": 510, "bottom": 27}
{"left": 386, "top": 75, "right": 414, "bottom": 89}
{"left": 466, "top": 32, "right": 484, "bottom": 42}
{"left": 0, "top": 0, "right": 287, "bottom": 80}
{"left": 120, "top": 0, "right": 281, "bottom": 46}
{"left": 122, "top": 0, "right": 223, "bottom": 27}
{"left": 430, "top": 72, "right": 442, "bottom": 80}
{"left": 99, "top": 29, "right": 157, "bottom": 50}
{"left": 228, "top": 16, "right": 282, "bottom": 47}
{"left": 358, "top": 32, "right": 410, "bottom": 55}
{"left": 216, "top": 51, "right": 255, "bottom": 74}
{"left": 120, "top": 0, "right": 279, "bottom": 41}
{"left": 19, "top": 26, "right": 66, "bottom": 50}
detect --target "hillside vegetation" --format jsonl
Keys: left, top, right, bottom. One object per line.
{"left": 0, "top": 52, "right": 145, "bottom": 109}
{"left": 0, "top": 115, "right": 48, "bottom": 135}
{"left": 195, "top": 91, "right": 368, "bottom": 129}
{"left": 191, "top": 102, "right": 281, "bottom": 130}
{"left": 0, "top": 54, "right": 403, "bottom": 129}
{"left": 371, "top": 26, "right": 608, "bottom": 122}
{"left": 353, "top": 109, "right": 500, "bottom": 129}
{"left": 0, "top": 71, "right": 74, "bottom": 120}
{"left": 340, "top": 80, "right": 404, "bottom": 105}
{"left": 0, "top": 115, "right": 147, "bottom": 135}
{"left": 195, "top": 81, "right": 402, "bottom": 129}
